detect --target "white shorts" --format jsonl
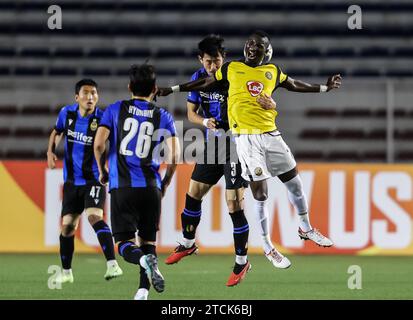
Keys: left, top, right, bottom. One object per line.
{"left": 234, "top": 131, "right": 296, "bottom": 181}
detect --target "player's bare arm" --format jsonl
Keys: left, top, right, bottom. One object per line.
{"left": 187, "top": 102, "right": 216, "bottom": 129}
{"left": 94, "top": 126, "right": 110, "bottom": 185}
{"left": 280, "top": 74, "right": 342, "bottom": 93}
{"left": 157, "top": 76, "right": 217, "bottom": 96}
{"left": 161, "top": 136, "right": 181, "bottom": 197}
{"left": 46, "top": 129, "right": 63, "bottom": 169}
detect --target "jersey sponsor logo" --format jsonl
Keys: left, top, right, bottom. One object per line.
{"left": 200, "top": 91, "right": 226, "bottom": 103}
{"left": 67, "top": 129, "right": 93, "bottom": 145}
{"left": 90, "top": 119, "right": 98, "bottom": 131}
{"left": 68, "top": 119, "right": 73, "bottom": 126}
{"left": 246, "top": 81, "right": 264, "bottom": 97}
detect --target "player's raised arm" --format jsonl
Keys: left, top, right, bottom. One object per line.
{"left": 157, "top": 76, "right": 217, "bottom": 96}
{"left": 46, "top": 129, "right": 63, "bottom": 169}
{"left": 280, "top": 74, "right": 342, "bottom": 93}
{"left": 161, "top": 136, "right": 181, "bottom": 197}
{"left": 94, "top": 126, "right": 110, "bottom": 185}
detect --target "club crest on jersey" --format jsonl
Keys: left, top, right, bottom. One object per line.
{"left": 254, "top": 167, "right": 263, "bottom": 176}
{"left": 265, "top": 72, "right": 273, "bottom": 80}
{"left": 247, "top": 81, "right": 264, "bottom": 97}
{"left": 90, "top": 119, "right": 98, "bottom": 131}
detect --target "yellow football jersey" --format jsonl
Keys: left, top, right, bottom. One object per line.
{"left": 215, "top": 61, "right": 287, "bottom": 134}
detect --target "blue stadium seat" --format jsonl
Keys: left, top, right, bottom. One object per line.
{"left": 82, "top": 68, "right": 111, "bottom": 76}
{"left": 87, "top": 48, "right": 118, "bottom": 58}
{"left": 360, "top": 47, "right": 389, "bottom": 57}
{"left": 20, "top": 48, "right": 50, "bottom": 58}
{"left": 14, "top": 67, "right": 44, "bottom": 76}
{"left": 49, "top": 67, "right": 77, "bottom": 76}
{"left": 325, "top": 48, "right": 355, "bottom": 58}
{"left": 121, "top": 48, "right": 151, "bottom": 58}
{"left": 54, "top": 48, "right": 84, "bottom": 58}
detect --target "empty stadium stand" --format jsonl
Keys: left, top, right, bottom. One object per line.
{"left": 0, "top": 0, "right": 412, "bottom": 162}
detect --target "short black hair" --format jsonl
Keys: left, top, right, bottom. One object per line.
{"left": 198, "top": 34, "right": 226, "bottom": 58}
{"left": 250, "top": 30, "right": 271, "bottom": 42}
{"left": 129, "top": 64, "right": 156, "bottom": 97}
{"left": 75, "top": 79, "right": 98, "bottom": 94}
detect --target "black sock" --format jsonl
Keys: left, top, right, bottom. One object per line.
{"left": 233, "top": 263, "right": 248, "bottom": 274}
{"left": 118, "top": 241, "right": 144, "bottom": 265}
{"left": 181, "top": 194, "right": 202, "bottom": 240}
{"left": 92, "top": 220, "right": 116, "bottom": 261}
{"left": 60, "top": 234, "right": 74, "bottom": 270}
{"left": 139, "top": 244, "right": 157, "bottom": 289}
{"left": 230, "top": 210, "right": 249, "bottom": 257}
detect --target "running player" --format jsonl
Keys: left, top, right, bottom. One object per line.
{"left": 94, "top": 64, "right": 180, "bottom": 300}
{"left": 47, "top": 79, "right": 123, "bottom": 284}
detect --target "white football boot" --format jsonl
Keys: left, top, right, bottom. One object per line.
{"left": 265, "top": 248, "right": 291, "bottom": 269}
{"left": 298, "top": 228, "right": 333, "bottom": 247}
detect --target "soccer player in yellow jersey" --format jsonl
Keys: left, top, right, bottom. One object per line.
{"left": 159, "top": 30, "right": 341, "bottom": 269}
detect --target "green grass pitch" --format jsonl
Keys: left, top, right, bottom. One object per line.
{"left": 0, "top": 254, "right": 412, "bottom": 300}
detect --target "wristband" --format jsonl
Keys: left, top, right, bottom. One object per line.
{"left": 320, "top": 85, "right": 328, "bottom": 92}
{"left": 202, "top": 118, "right": 209, "bottom": 127}
{"left": 171, "top": 85, "right": 180, "bottom": 92}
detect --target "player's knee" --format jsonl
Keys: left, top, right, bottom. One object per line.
{"left": 188, "top": 180, "right": 211, "bottom": 200}
{"left": 253, "top": 191, "right": 268, "bottom": 201}
{"left": 226, "top": 199, "right": 243, "bottom": 212}
{"left": 87, "top": 214, "right": 103, "bottom": 226}
{"left": 61, "top": 223, "right": 77, "bottom": 236}
{"left": 284, "top": 175, "right": 304, "bottom": 197}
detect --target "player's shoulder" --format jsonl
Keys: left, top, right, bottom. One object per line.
{"left": 59, "top": 103, "right": 77, "bottom": 114}
{"left": 191, "top": 67, "right": 208, "bottom": 80}
{"left": 151, "top": 103, "right": 174, "bottom": 120}
{"left": 95, "top": 107, "right": 105, "bottom": 118}
{"left": 105, "top": 100, "right": 123, "bottom": 111}
{"left": 266, "top": 63, "right": 283, "bottom": 72}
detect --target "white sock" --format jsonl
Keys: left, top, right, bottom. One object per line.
{"left": 139, "top": 255, "right": 147, "bottom": 268}
{"left": 106, "top": 260, "right": 118, "bottom": 268}
{"left": 254, "top": 200, "right": 274, "bottom": 254}
{"left": 284, "top": 175, "right": 312, "bottom": 232}
{"left": 235, "top": 255, "right": 247, "bottom": 265}
{"left": 298, "top": 213, "right": 312, "bottom": 232}
{"left": 62, "top": 269, "right": 72, "bottom": 275}
{"left": 183, "top": 238, "right": 195, "bottom": 248}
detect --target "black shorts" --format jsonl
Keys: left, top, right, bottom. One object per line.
{"left": 61, "top": 182, "right": 106, "bottom": 216}
{"left": 191, "top": 134, "right": 248, "bottom": 190}
{"left": 110, "top": 187, "right": 161, "bottom": 243}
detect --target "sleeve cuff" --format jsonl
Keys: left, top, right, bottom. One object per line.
{"left": 98, "top": 124, "right": 111, "bottom": 130}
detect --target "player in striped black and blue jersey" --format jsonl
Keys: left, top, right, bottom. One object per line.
{"left": 164, "top": 35, "right": 253, "bottom": 287}
{"left": 94, "top": 64, "right": 180, "bottom": 300}
{"left": 47, "top": 79, "right": 123, "bottom": 284}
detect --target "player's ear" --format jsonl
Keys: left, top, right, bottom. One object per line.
{"left": 152, "top": 85, "right": 158, "bottom": 96}
{"left": 243, "top": 41, "right": 248, "bottom": 60}
{"left": 127, "top": 83, "right": 131, "bottom": 93}
{"left": 198, "top": 55, "right": 203, "bottom": 64}
{"left": 75, "top": 94, "right": 79, "bottom": 102}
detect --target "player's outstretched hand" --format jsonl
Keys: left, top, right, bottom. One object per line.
{"left": 47, "top": 151, "right": 57, "bottom": 169}
{"left": 157, "top": 87, "right": 173, "bottom": 97}
{"left": 257, "top": 93, "right": 277, "bottom": 110}
{"left": 327, "top": 74, "right": 342, "bottom": 91}
{"left": 99, "top": 169, "right": 109, "bottom": 186}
